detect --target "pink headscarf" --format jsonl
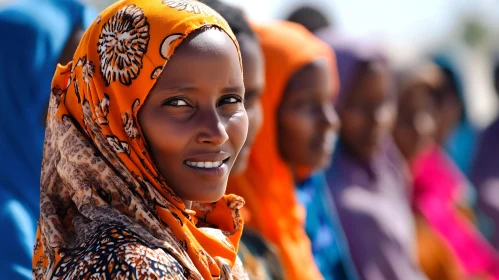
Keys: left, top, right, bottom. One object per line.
{"left": 411, "top": 145, "right": 499, "bottom": 278}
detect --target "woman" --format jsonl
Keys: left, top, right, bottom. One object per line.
{"left": 0, "top": 0, "right": 95, "bottom": 278}
{"left": 318, "top": 36, "right": 426, "bottom": 280}
{"left": 227, "top": 21, "right": 347, "bottom": 280}
{"left": 394, "top": 62, "right": 499, "bottom": 279}
{"left": 201, "top": 0, "right": 283, "bottom": 279}
{"left": 394, "top": 63, "right": 466, "bottom": 279}
{"left": 275, "top": 29, "right": 357, "bottom": 280}
{"left": 33, "top": 0, "right": 250, "bottom": 279}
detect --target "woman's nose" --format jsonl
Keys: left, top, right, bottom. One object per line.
{"left": 195, "top": 110, "right": 229, "bottom": 146}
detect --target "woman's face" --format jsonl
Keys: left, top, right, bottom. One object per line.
{"left": 277, "top": 59, "right": 340, "bottom": 172}
{"left": 393, "top": 84, "right": 438, "bottom": 161}
{"left": 138, "top": 28, "right": 247, "bottom": 203}
{"left": 230, "top": 35, "right": 265, "bottom": 175}
{"left": 339, "top": 64, "right": 395, "bottom": 162}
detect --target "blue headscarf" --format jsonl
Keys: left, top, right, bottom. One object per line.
{"left": 433, "top": 55, "right": 479, "bottom": 177}
{"left": 296, "top": 172, "right": 359, "bottom": 280}
{"left": 0, "top": 0, "right": 95, "bottom": 278}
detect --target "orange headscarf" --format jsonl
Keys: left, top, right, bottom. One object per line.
{"left": 227, "top": 21, "right": 337, "bottom": 280}
{"left": 33, "top": 1, "right": 247, "bottom": 279}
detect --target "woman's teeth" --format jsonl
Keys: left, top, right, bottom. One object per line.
{"left": 185, "top": 161, "right": 223, "bottom": 168}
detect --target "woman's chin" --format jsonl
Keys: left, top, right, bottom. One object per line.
{"left": 178, "top": 186, "right": 227, "bottom": 204}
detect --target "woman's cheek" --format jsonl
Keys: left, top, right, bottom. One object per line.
{"left": 227, "top": 110, "right": 249, "bottom": 151}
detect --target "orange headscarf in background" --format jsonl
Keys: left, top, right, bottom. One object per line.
{"left": 227, "top": 21, "right": 337, "bottom": 280}
{"left": 33, "top": 1, "right": 246, "bottom": 279}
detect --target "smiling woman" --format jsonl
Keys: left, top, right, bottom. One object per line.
{"left": 139, "top": 27, "right": 247, "bottom": 206}
{"left": 33, "top": 0, "right": 249, "bottom": 279}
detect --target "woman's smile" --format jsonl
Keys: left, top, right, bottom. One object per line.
{"left": 184, "top": 151, "right": 231, "bottom": 177}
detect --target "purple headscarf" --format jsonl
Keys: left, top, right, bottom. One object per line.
{"left": 315, "top": 29, "right": 391, "bottom": 111}
{"left": 317, "top": 28, "right": 426, "bottom": 280}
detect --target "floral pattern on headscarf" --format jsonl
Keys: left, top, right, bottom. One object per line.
{"left": 33, "top": 1, "right": 247, "bottom": 279}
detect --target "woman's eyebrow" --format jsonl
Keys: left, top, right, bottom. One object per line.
{"left": 158, "top": 85, "right": 198, "bottom": 95}
{"left": 222, "top": 85, "right": 245, "bottom": 94}
{"left": 154, "top": 85, "right": 244, "bottom": 95}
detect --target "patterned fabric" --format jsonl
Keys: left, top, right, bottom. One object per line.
{"left": 33, "top": 1, "right": 247, "bottom": 279}
{"left": 47, "top": 224, "right": 188, "bottom": 279}
{"left": 227, "top": 21, "right": 336, "bottom": 280}
{"left": 296, "top": 173, "right": 358, "bottom": 280}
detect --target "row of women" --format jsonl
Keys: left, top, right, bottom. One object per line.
{"left": 1, "top": 0, "right": 499, "bottom": 279}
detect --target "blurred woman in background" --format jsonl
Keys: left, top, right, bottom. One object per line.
{"left": 275, "top": 26, "right": 358, "bottom": 280}
{"left": 227, "top": 21, "right": 354, "bottom": 279}
{"left": 0, "top": 0, "right": 95, "bottom": 278}
{"left": 317, "top": 34, "right": 426, "bottom": 280}
{"left": 394, "top": 61, "right": 499, "bottom": 279}
{"left": 395, "top": 63, "right": 465, "bottom": 279}
{"left": 202, "top": 0, "right": 284, "bottom": 278}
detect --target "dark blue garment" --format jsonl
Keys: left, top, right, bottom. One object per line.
{"left": 471, "top": 117, "right": 499, "bottom": 250}
{"left": 296, "top": 172, "right": 358, "bottom": 280}
{"left": 0, "top": 0, "right": 96, "bottom": 278}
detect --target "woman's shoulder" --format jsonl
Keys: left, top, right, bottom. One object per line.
{"left": 51, "top": 224, "right": 189, "bottom": 280}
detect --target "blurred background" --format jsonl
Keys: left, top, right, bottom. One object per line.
{"left": 2, "top": 0, "right": 497, "bottom": 126}
{"left": 2, "top": 0, "right": 499, "bottom": 278}
{"left": 13, "top": 0, "right": 498, "bottom": 128}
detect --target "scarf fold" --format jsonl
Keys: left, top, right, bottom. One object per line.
{"left": 227, "top": 20, "right": 335, "bottom": 280}
{"left": 33, "top": 1, "right": 247, "bottom": 279}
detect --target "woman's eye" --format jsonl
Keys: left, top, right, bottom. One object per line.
{"left": 219, "top": 95, "right": 242, "bottom": 106}
{"left": 163, "top": 98, "right": 190, "bottom": 107}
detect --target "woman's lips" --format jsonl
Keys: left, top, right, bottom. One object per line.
{"left": 183, "top": 153, "right": 230, "bottom": 177}
{"left": 185, "top": 160, "right": 224, "bottom": 168}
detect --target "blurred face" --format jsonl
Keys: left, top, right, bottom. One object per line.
{"left": 339, "top": 64, "right": 395, "bottom": 162}
{"left": 277, "top": 59, "right": 340, "bottom": 173}
{"left": 231, "top": 35, "right": 265, "bottom": 175}
{"left": 138, "top": 28, "right": 248, "bottom": 204}
{"left": 393, "top": 84, "right": 438, "bottom": 161}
